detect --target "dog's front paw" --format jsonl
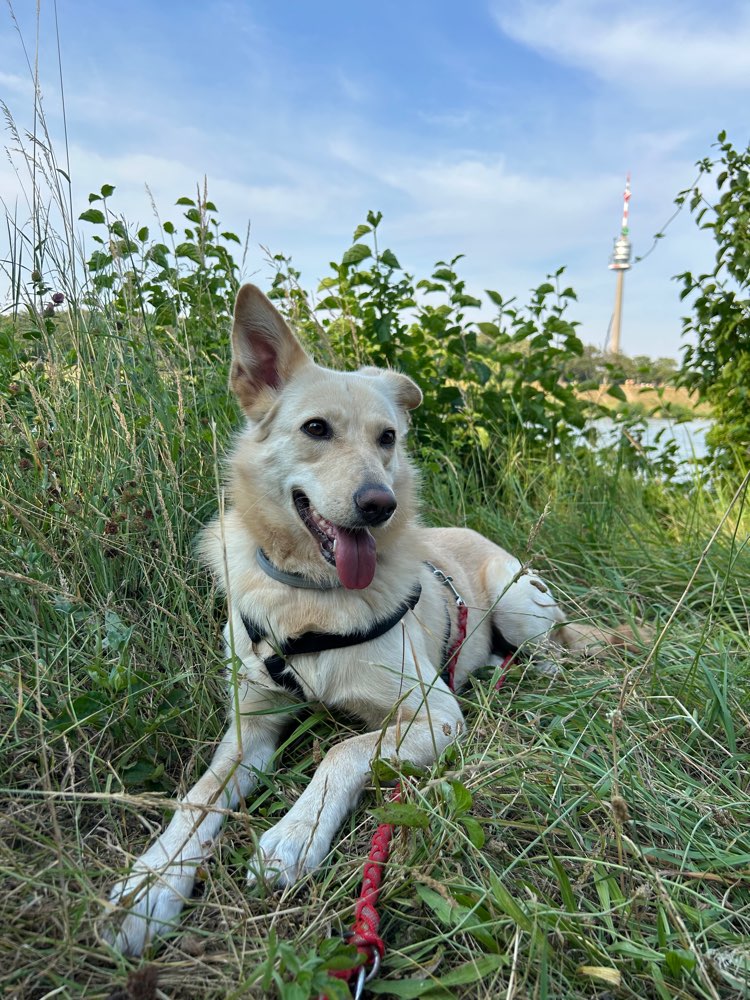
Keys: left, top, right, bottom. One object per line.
{"left": 246, "top": 819, "right": 330, "bottom": 888}
{"left": 105, "top": 845, "right": 198, "bottom": 956}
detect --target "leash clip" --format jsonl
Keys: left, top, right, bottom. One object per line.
{"left": 342, "top": 931, "right": 382, "bottom": 998}
{"left": 352, "top": 950, "right": 381, "bottom": 999}
{"left": 425, "top": 561, "right": 465, "bottom": 607}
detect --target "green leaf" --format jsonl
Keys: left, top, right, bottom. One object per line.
{"left": 489, "top": 874, "right": 532, "bottom": 931}
{"left": 176, "top": 196, "right": 196, "bottom": 206}
{"left": 606, "top": 382, "right": 627, "bottom": 402}
{"left": 454, "top": 293, "right": 482, "bottom": 308}
{"left": 371, "top": 758, "right": 427, "bottom": 782}
{"left": 432, "top": 268, "right": 455, "bottom": 282}
{"left": 353, "top": 223, "right": 371, "bottom": 241}
{"left": 548, "top": 854, "right": 577, "bottom": 912}
{"left": 664, "top": 949, "right": 696, "bottom": 977}
{"left": 608, "top": 941, "right": 664, "bottom": 962}
{"left": 100, "top": 183, "right": 115, "bottom": 197}
{"left": 368, "top": 955, "right": 506, "bottom": 996}
{"left": 416, "top": 885, "right": 456, "bottom": 925}
{"left": 438, "top": 954, "right": 505, "bottom": 987}
{"left": 369, "top": 801, "right": 430, "bottom": 828}
{"left": 476, "top": 323, "right": 498, "bottom": 339}
{"left": 79, "top": 208, "right": 106, "bottom": 225}
{"left": 342, "top": 243, "right": 372, "bottom": 266}
{"left": 459, "top": 816, "right": 486, "bottom": 848}
{"left": 175, "top": 242, "right": 202, "bottom": 263}
{"left": 380, "top": 248, "right": 400, "bottom": 269}
{"left": 316, "top": 976, "right": 353, "bottom": 1000}
{"left": 367, "top": 981, "right": 445, "bottom": 998}
{"left": 447, "top": 780, "right": 472, "bottom": 815}
{"left": 137, "top": 226, "right": 149, "bottom": 242}
{"left": 416, "top": 280, "right": 446, "bottom": 293}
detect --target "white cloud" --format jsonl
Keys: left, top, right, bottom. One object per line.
{"left": 330, "top": 140, "right": 619, "bottom": 257}
{"left": 0, "top": 70, "right": 34, "bottom": 97}
{"left": 492, "top": 0, "right": 750, "bottom": 91}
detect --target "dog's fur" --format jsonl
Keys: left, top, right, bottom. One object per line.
{"left": 107, "top": 284, "right": 641, "bottom": 955}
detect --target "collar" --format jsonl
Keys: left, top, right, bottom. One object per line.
{"left": 256, "top": 547, "right": 343, "bottom": 590}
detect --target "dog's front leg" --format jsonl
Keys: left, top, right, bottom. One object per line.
{"left": 249, "top": 700, "right": 463, "bottom": 887}
{"left": 107, "top": 706, "right": 285, "bottom": 955}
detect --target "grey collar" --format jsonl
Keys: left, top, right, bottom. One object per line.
{"left": 255, "top": 547, "right": 342, "bottom": 590}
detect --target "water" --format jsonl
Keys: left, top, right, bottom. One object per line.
{"left": 595, "top": 417, "right": 711, "bottom": 466}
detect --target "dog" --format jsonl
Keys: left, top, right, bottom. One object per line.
{"left": 107, "top": 284, "right": 642, "bottom": 955}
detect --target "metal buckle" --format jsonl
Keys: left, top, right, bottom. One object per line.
{"left": 425, "top": 561, "right": 465, "bottom": 606}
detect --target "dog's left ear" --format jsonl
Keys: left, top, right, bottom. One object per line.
{"left": 359, "top": 366, "right": 422, "bottom": 411}
{"left": 230, "top": 284, "right": 310, "bottom": 415}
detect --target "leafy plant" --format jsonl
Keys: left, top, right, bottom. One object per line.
{"left": 677, "top": 132, "right": 750, "bottom": 478}
{"left": 79, "top": 181, "right": 243, "bottom": 351}
{"left": 269, "top": 211, "right": 595, "bottom": 463}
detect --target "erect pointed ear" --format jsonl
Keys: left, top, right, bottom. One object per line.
{"left": 359, "top": 366, "right": 423, "bottom": 411}
{"left": 230, "top": 284, "right": 310, "bottom": 415}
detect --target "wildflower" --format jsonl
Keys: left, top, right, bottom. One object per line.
{"left": 52, "top": 292, "right": 65, "bottom": 305}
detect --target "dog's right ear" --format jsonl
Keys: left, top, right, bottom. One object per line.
{"left": 230, "top": 284, "right": 310, "bottom": 415}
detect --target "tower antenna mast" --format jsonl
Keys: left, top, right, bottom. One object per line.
{"left": 608, "top": 174, "right": 632, "bottom": 354}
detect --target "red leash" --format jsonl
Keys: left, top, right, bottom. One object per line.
{"left": 327, "top": 785, "right": 401, "bottom": 997}
{"left": 326, "top": 571, "right": 513, "bottom": 997}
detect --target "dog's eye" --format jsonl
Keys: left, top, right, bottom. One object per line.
{"left": 301, "top": 419, "right": 331, "bottom": 439}
{"left": 379, "top": 428, "right": 396, "bottom": 448}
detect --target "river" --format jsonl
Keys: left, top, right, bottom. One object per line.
{"left": 594, "top": 417, "right": 711, "bottom": 466}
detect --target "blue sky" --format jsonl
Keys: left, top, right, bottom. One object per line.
{"left": 2, "top": 0, "right": 749, "bottom": 357}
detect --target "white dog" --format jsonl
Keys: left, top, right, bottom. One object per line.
{"left": 107, "top": 284, "right": 641, "bottom": 955}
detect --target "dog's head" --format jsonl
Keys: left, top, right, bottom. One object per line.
{"left": 228, "top": 284, "right": 422, "bottom": 590}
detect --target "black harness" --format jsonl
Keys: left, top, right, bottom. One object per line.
{"left": 241, "top": 585, "right": 422, "bottom": 699}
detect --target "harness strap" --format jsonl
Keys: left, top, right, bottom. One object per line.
{"left": 242, "top": 585, "right": 422, "bottom": 698}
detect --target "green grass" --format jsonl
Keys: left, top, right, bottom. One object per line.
{"left": 1, "top": 302, "right": 749, "bottom": 1000}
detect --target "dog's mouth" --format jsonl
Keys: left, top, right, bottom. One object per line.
{"left": 293, "top": 490, "right": 377, "bottom": 590}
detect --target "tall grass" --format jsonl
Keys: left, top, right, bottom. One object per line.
{"left": 2, "top": 35, "right": 750, "bottom": 1000}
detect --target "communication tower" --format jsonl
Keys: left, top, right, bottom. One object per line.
{"left": 608, "top": 175, "right": 632, "bottom": 354}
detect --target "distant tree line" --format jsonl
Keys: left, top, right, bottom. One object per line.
{"left": 559, "top": 344, "right": 678, "bottom": 386}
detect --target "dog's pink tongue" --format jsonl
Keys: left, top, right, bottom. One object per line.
{"left": 333, "top": 526, "right": 377, "bottom": 589}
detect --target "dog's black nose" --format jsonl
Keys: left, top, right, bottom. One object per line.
{"left": 353, "top": 485, "right": 397, "bottom": 526}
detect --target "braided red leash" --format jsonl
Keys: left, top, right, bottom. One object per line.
{"left": 327, "top": 785, "right": 401, "bottom": 995}
{"left": 323, "top": 581, "right": 513, "bottom": 997}
{"left": 444, "top": 602, "right": 469, "bottom": 693}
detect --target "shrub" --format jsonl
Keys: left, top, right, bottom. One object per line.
{"left": 677, "top": 132, "right": 750, "bottom": 479}
{"left": 266, "top": 210, "right": 593, "bottom": 462}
